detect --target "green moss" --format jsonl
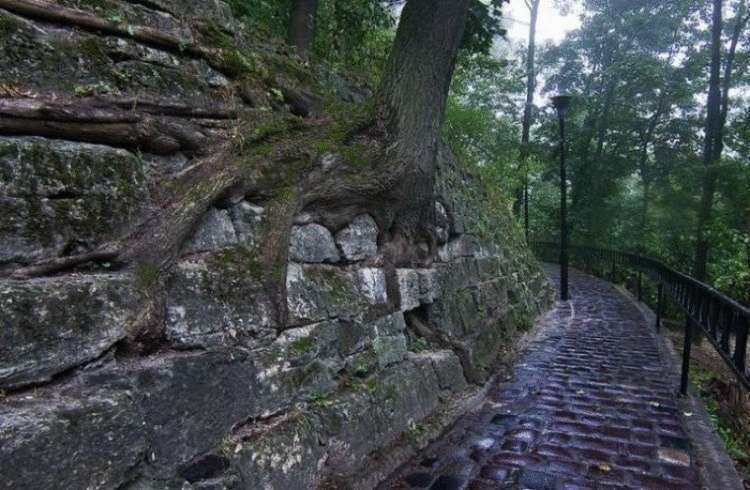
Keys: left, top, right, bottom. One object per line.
{"left": 78, "top": 37, "right": 109, "bottom": 63}
{"left": 410, "top": 336, "right": 429, "bottom": 352}
{"left": 0, "top": 14, "right": 22, "bottom": 36}
{"left": 74, "top": 81, "right": 115, "bottom": 97}
{"left": 134, "top": 261, "right": 160, "bottom": 291}
{"left": 317, "top": 267, "right": 352, "bottom": 302}
{"left": 289, "top": 335, "right": 314, "bottom": 355}
{"left": 512, "top": 311, "right": 534, "bottom": 332}
{"left": 262, "top": 52, "right": 314, "bottom": 85}
{"left": 208, "top": 245, "right": 263, "bottom": 281}
{"left": 77, "top": 0, "right": 123, "bottom": 21}
{"left": 404, "top": 421, "right": 426, "bottom": 444}
{"left": 309, "top": 392, "right": 334, "bottom": 409}
{"left": 352, "top": 360, "right": 369, "bottom": 379}
{"left": 249, "top": 115, "right": 298, "bottom": 142}
{"left": 198, "top": 21, "right": 233, "bottom": 50}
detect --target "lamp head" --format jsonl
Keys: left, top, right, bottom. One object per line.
{"left": 551, "top": 95, "right": 573, "bottom": 117}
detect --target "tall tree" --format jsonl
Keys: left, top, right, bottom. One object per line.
{"left": 519, "top": 0, "right": 541, "bottom": 241}
{"left": 287, "top": 0, "right": 318, "bottom": 54}
{"left": 693, "top": 0, "right": 750, "bottom": 281}
{"left": 373, "top": 0, "right": 472, "bottom": 252}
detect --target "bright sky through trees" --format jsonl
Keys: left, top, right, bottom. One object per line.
{"left": 503, "top": 1, "right": 581, "bottom": 44}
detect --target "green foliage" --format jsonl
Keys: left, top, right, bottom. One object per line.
{"left": 461, "top": 0, "right": 508, "bottom": 55}
{"left": 313, "top": 0, "right": 395, "bottom": 84}
{"left": 529, "top": 0, "right": 749, "bottom": 303}
{"left": 225, "top": 0, "right": 290, "bottom": 39}
{"left": 227, "top": 0, "right": 395, "bottom": 85}
{"left": 690, "top": 366, "right": 750, "bottom": 462}
{"left": 442, "top": 53, "right": 529, "bottom": 247}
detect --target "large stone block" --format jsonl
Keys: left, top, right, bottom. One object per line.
{"left": 183, "top": 208, "right": 238, "bottom": 254}
{"left": 0, "top": 390, "right": 147, "bottom": 490}
{"left": 229, "top": 201, "right": 264, "bottom": 247}
{"left": 421, "top": 350, "right": 469, "bottom": 393}
{"left": 288, "top": 223, "right": 340, "bottom": 263}
{"left": 165, "top": 249, "right": 275, "bottom": 349}
{"left": 319, "top": 358, "right": 443, "bottom": 476}
{"left": 0, "top": 137, "right": 148, "bottom": 264}
{"left": 438, "top": 235, "right": 482, "bottom": 262}
{"left": 335, "top": 214, "right": 378, "bottom": 261}
{"left": 0, "top": 274, "right": 141, "bottom": 390}
{"left": 232, "top": 414, "right": 327, "bottom": 490}
{"left": 286, "top": 264, "right": 388, "bottom": 324}
{"left": 397, "top": 269, "right": 439, "bottom": 311}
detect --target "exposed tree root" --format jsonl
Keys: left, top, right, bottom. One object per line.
{"left": 0, "top": 97, "right": 235, "bottom": 155}
{"left": 405, "top": 311, "right": 482, "bottom": 384}
{"left": 10, "top": 246, "right": 121, "bottom": 279}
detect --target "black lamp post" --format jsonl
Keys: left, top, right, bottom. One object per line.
{"left": 552, "top": 95, "right": 572, "bottom": 301}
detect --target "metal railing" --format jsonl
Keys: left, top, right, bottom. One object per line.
{"left": 532, "top": 242, "right": 750, "bottom": 394}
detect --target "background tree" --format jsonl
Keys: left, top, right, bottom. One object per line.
{"left": 287, "top": 0, "right": 318, "bottom": 53}
{"left": 694, "top": 0, "right": 750, "bottom": 281}
{"left": 519, "top": 0, "right": 542, "bottom": 241}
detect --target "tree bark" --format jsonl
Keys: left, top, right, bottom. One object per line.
{"left": 519, "top": 0, "right": 540, "bottom": 241}
{"left": 287, "top": 0, "right": 318, "bottom": 54}
{"left": 693, "top": 0, "right": 724, "bottom": 282}
{"left": 372, "top": 0, "right": 471, "bottom": 243}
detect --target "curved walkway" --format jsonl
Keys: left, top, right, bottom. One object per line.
{"left": 380, "top": 267, "right": 707, "bottom": 489}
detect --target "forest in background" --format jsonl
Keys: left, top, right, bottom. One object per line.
{"left": 238, "top": 0, "right": 749, "bottom": 305}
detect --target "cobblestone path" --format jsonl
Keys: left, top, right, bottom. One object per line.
{"left": 380, "top": 267, "right": 704, "bottom": 489}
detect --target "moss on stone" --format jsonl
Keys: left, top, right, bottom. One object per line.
{"left": 289, "top": 335, "right": 314, "bottom": 355}
{"left": 78, "top": 37, "right": 110, "bottom": 64}
{"left": 0, "top": 13, "right": 22, "bottom": 36}
{"left": 134, "top": 261, "right": 160, "bottom": 291}
{"left": 207, "top": 245, "right": 264, "bottom": 281}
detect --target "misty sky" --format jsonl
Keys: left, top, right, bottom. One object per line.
{"left": 503, "top": 1, "right": 582, "bottom": 45}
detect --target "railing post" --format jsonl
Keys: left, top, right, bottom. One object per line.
{"left": 733, "top": 315, "right": 748, "bottom": 374}
{"left": 680, "top": 318, "right": 693, "bottom": 395}
{"left": 656, "top": 283, "right": 663, "bottom": 332}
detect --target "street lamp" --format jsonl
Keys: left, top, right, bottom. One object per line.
{"left": 552, "top": 95, "right": 572, "bottom": 301}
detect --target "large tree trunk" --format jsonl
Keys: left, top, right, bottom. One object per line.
{"left": 287, "top": 0, "right": 318, "bottom": 54}
{"left": 372, "top": 0, "right": 471, "bottom": 245}
{"left": 519, "top": 0, "right": 540, "bottom": 241}
{"left": 377, "top": 0, "right": 469, "bottom": 161}
{"left": 693, "top": 0, "right": 724, "bottom": 282}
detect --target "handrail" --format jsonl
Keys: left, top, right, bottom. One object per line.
{"left": 532, "top": 241, "right": 750, "bottom": 393}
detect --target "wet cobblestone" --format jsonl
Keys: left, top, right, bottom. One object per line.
{"left": 379, "top": 267, "right": 703, "bottom": 490}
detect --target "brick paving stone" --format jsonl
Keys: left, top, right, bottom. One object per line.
{"left": 378, "top": 268, "right": 706, "bottom": 489}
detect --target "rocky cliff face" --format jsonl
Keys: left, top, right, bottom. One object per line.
{"left": 0, "top": 1, "right": 552, "bottom": 488}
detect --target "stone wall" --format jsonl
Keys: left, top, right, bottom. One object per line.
{"left": 0, "top": 2, "right": 553, "bottom": 488}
